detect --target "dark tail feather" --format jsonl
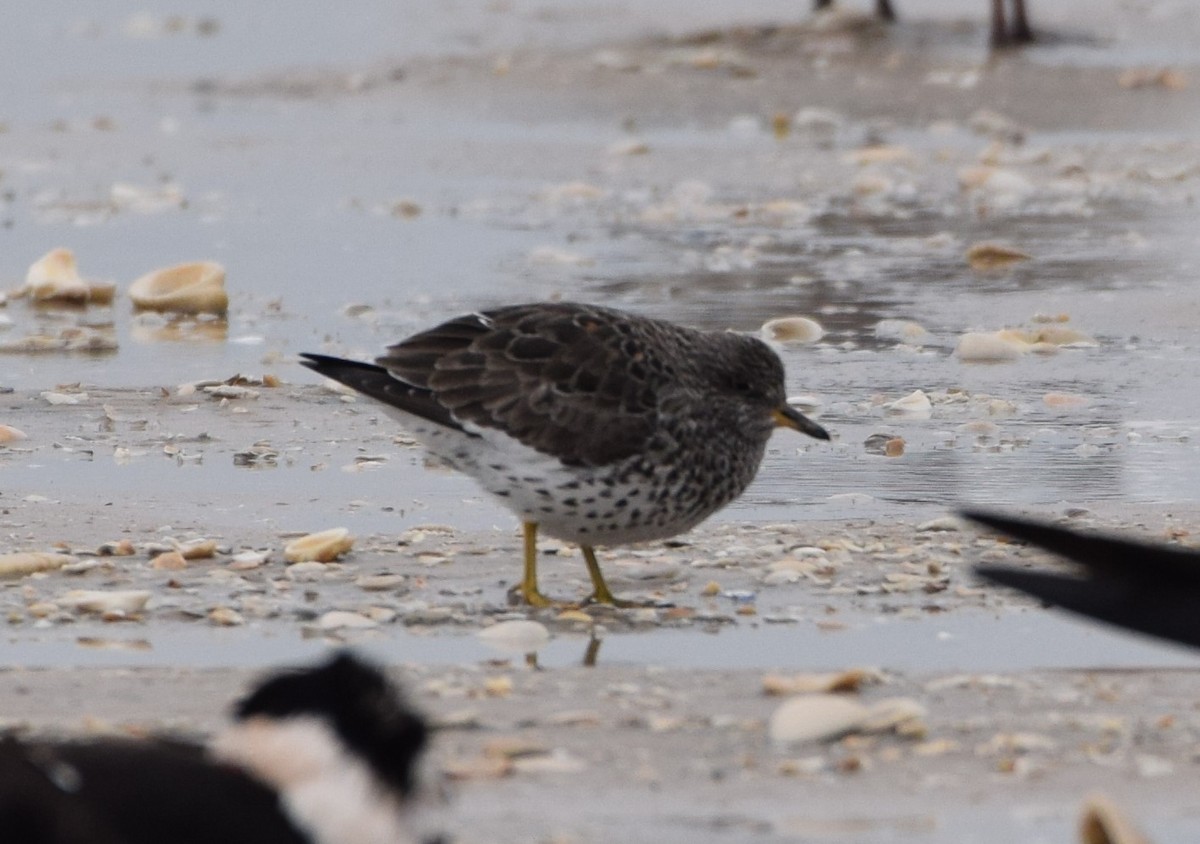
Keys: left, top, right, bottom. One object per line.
{"left": 298, "top": 353, "right": 466, "bottom": 434}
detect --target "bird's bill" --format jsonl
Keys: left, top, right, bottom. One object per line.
{"left": 773, "top": 405, "right": 830, "bottom": 440}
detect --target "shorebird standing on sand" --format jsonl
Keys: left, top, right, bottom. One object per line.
{"left": 303, "top": 302, "right": 830, "bottom": 608}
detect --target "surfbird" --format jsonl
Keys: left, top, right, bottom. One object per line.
{"left": 301, "top": 302, "right": 830, "bottom": 607}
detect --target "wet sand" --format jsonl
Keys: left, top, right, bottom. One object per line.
{"left": 3, "top": 1, "right": 1200, "bottom": 841}
{"left": 3, "top": 385, "right": 1200, "bottom": 842}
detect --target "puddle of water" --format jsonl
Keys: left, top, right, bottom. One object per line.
{"left": 5, "top": 608, "right": 1197, "bottom": 673}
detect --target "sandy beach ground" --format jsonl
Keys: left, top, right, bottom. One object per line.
{"left": 3, "top": 1, "right": 1200, "bottom": 841}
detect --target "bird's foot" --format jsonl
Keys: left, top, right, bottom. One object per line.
{"left": 507, "top": 583, "right": 573, "bottom": 609}
{"left": 582, "top": 591, "right": 666, "bottom": 609}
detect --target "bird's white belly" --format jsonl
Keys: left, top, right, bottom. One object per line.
{"left": 391, "top": 412, "right": 712, "bottom": 545}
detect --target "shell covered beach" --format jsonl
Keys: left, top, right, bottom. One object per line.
{"left": 4, "top": 1, "right": 1200, "bottom": 841}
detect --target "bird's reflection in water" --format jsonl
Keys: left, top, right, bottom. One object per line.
{"left": 522, "top": 636, "right": 604, "bottom": 670}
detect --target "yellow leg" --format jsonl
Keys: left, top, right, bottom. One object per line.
{"left": 582, "top": 545, "right": 644, "bottom": 608}
{"left": 520, "top": 522, "right": 555, "bottom": 608}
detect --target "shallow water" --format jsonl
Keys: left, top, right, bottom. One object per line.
{"left": 6, "top": 608, "right": 1199, "bottom": 672}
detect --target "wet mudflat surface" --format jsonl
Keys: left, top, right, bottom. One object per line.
{"left": 3, "top": 1, "right": 1200, "bottom": 841}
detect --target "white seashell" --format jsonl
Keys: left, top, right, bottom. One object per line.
{"left": 955, "top": 331, "right": 1026, "bottom": 363}
{"left": 356, "top": 573, "right": 407, "bottom": 592}
{"left": 477, "top": 619, "right": 551, "bottom": 653}
{"left": 793, "top": 107, "right": 844, "bottom": 133}
{"left": 768, "top": 694, "right": 871, "bottom": 744}
{"left": 150, "top": 551, "right": 187, "bottom": 570}
{"left": 24, "top": 248, "right": 89, "bottom": 303}
{"left": 319, "top": 610, "right": 378, "bottom": 630}
{"left": 1032, "top": 325, "right": 1098, "bottom": 347}
{"left": 1079, "top": 793, "right": 1150, "bottom": 844}
{"left": 60, "top": 589, "right": 151, "bottom": 614}
{"left": 285, "top": 562, "right": 332, "bottom": 582}
{"left": 785, "top": 395, "right": 822, "bottom": 413}
{"left": 209, "top": 607, "right": 245, "bottom": 626}
{"left": 884, "top": 389, "right": 932, "bottom": 417}
{"left": 175, "top": 538, "right": 218, "bottom": 559}
{"left": 0, "top": 552, "right": 73, "bottom": 579}
{"left": 128, "top": 261, "right": 228, "bottom": 315}
{"left": 874, "top": 319, "right": 929, "bottom": 344}
{"left": 229, "top": 550, "right": 269, "bottom": 570}
{"left": 761, "top": 316, "right": 825, "bottom": 345}
{"left": 859, "top": 697, "right": 927, "bottom": 733}
{"left": 41, "top": 391, "right": 87, "bottom": 405}
{"left": 918, "top": 516, "right": 962, "bottom": 532}
{"left": 0, "top": 425, "right": 28, "bottom": 443}
{"left": 284, "top": 528, "right": 354, "bottom": 563}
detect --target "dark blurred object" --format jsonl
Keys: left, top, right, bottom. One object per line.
{"left": 966, "top": 509, "right": 1200, "bottom": 649}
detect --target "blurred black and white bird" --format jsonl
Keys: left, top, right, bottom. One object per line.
{"left": 0, "top": 653, "right": 435, "bottom": 844}
{"left": 966, "top": 509, "right": 1200, "bottom": 649}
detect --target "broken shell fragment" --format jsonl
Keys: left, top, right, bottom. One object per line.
{"left": 966, "top": 242, "right": 1032, "bottom": 270}
{"left": 0, "top": 552, "right": 73, "bottom": 579}
{"left": 284, "top": 528, "right": 354, "bottom": 563}
{"left": 1079, "top": 793, "right": 1150, "bottom": 844}
{"left": 229, "top": 550, "right": 269, "bottom": 570}
{"left": 769, "top": 694, "right": 928, "bottom": 745}
{"left": 60, "top": 589, "right": 151, "bottom": 614}
{"left": 761, "top": 316, "right": 825, "bottom": 345}
{"left": 762, "top": 668, "right": 882, "bottom": 696}
{"left": 150, "top": 551, "right": 188, "bottom": 570}
{"left": 1031, "top": 325, "right": 1097, "bottom": 347}
{"left": 175, "top": 538, "right": 218, "bottom": 559}
{"left": 858, "top": 697, "right": 928, "bottom": 734}
{"left": 769, "top": 694, "right": 870, "bottom": 744}
{"left": 209, "top": 607, "right": 245, "bottom": 626}
{"left": 319, "top": 610, "right": 378, "bottom": 630}
{"left": 0, "top": 425, "right": 28, "bottom": 443}
{"left": 883, "top": 390, "right": 932, "bottom": 417}
{"left": 955, "top": 331, "right": 1026, "bottom": 363}
{"left": 23, "top": 248, "right": 90, "bottom": 303}
{"left": 129, "top": 261, "right": 228, "bottom": 315}
{"left": 874, "top": 319, "right": 928, "bottom": 345}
